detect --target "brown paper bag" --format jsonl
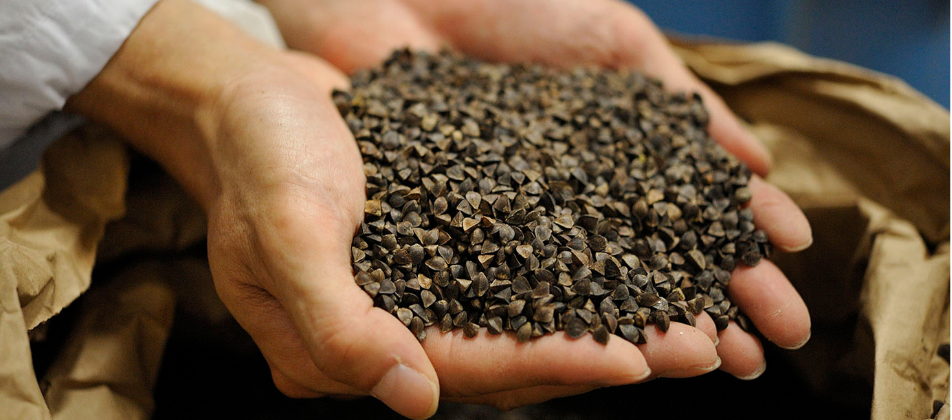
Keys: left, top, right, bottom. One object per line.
{"left": 672, "top": 39, "right": 950, "bottom": 420}
{"left": 0, "top": 38, "right": 947, "bottom": 420}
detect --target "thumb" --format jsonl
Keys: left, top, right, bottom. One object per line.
{"left": 260, "top": 208, "right": 440, "bottom": 419}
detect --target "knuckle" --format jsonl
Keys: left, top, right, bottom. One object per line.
{"left": 489, "top": 395, "right": 527, "bottom": 411}
{"left": 311, "top": 316, "right": 377, "bottom": 385}
{"left": 271, "top": 369, "right": 324, "bottom": 399}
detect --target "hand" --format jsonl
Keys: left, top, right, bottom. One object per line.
{"left": 260, "top": 0, "right": 813, "bottom": 388}
{"left": 66, "top": 0, "right": 679, "bottom": 418}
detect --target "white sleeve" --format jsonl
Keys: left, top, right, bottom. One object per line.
{"left": 0, "top": 0, "right": 159, "bottom": 151}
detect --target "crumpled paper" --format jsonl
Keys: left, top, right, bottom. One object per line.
{"left": 672, "top": 39, "right": 950, "bottom": 420}
{"left": 0, "top": 15, "right": 948, "bottom": 420}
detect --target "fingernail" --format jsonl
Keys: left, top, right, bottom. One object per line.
{"left": 660, "top": 357, "right": 721, "bottom": 378}
{"left": 781, "top": 235, "right": 813, "bottom": 253}
{"left": 597, "top": 364, "right": 652, "bottom": 386}
{"left": 779, "top": 331, "right": 811, "bottom": 350}
{"left": 713, "top": 335, "right": 720, "bottom": 346}
{"left": 372, "top": 363, "right": 439, "bottom": 419}
{"left": 739, "top": 126, "right": 772, "bottom": 176}
{"left": 735, "top": 360, "right": 767, "bottom": 380}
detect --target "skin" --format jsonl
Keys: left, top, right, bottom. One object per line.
{"left": 65, "top": 0, "right": 812, "bottom": 418}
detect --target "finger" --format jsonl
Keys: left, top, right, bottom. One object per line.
{"left": 278, "top": 51, "right": 351, "bottom": 93}
{"left": 264, "top": 0, "right": 443, "bottom": 73}
{"left": 404, "top": 0, "right": 772, "bottom": 174}
{"left": 729, "top": 260, "right": 811, "bottom": 349}
{"left": 695, "top": 311, "right": 718, "bottom": 345}
{"left": 601, "top": 5, "right": 773, "bottom": 175}
{"left": 714, "top": 322, "right": 766, "bottom": 380}
{"left": 654, "top": 70, "right": 772, "bottom": 176}
{"left": 747, "top": 176, "right": 813, "bottom": 252}
{"left": 636, "top": 322, "right": 720, "bottom": 379}
{"left": 265, "top": 223, "right": 440, "bottom": 419}
{"left": 444, "top": 384, "right": 599, "bottom": 410}
{"left": 221, "top": 283, "right": 365, "bottom": 397}
{"left": 270, "top": 366, "right": 330, "bottom": 398}
{"left": 421, "top": 328, "right": 649, "bottom": 397}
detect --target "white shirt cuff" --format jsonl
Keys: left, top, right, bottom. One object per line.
{"left": 0, "top": 0, "right": 159, "bottom": 151}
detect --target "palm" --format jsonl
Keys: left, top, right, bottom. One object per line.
{"left": 203, "top": 60, "right": 375, "bottom": 395}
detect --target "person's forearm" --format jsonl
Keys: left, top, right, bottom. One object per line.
{"left": 64, "top": 0, "right": 279, "bottom": 209}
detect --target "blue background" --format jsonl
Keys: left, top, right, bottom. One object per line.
{"left": 630, "top": 0, "right": 950, "bottom": 108}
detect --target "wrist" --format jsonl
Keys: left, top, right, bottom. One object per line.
{"left": 65, "top": 0, "right": 283, "bottom": 210}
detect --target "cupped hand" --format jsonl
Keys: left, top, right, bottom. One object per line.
{"left": 201, "top": 51, "right": 672, "bottom": 418}
{"left": 258, "top": 0, "right": 813, "bottom": 390}
{"left": 70, "top": 0, "right": 711, "bottom": 415}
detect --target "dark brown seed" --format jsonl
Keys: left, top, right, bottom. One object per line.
{"left": 516, "top": 322, "right": 533, "bottom": 343}
{"left": 440, "top": 313, "right": 454, "bottom": 332}
{"left": 347, "top": 49, "right": 767, "bottom": 346}
{"left": 620, "top": 296, "right": 639, "bottom": 312}
{"left": 487, "top": 317, "right": 504, "bottom": 335}
{"left": 588, "top": 235, "right": 608, "bottom": 252}
{"left": 603, "top": 313, "right": 618, "bottom": 334}
{"left": 741, "top": 250, "right": 763, "bottom": 267}
{"left": 598, "top": 298, "right": 617, "bottom": 316}
{"left": 463, "top": 322, "right": 480, "bottom": 337}
{"left": 572, "top": 278, "right": 593, "bottom": 296}
{"left": 565, "top": 316, "right": 587, "bottom": 339}
{"left": 510, "top": 315, "right": 528, "bottom": 332}
{"left": 636, "top": 293, "right": 661, "bottom": 308}
{"left": 648, "top": 254, "right": 668, "bottom": 270}
{"left": 474, "top": 274, "right": 490, "bottom": 297}
{"left": 378, "top": 279, "right": 396, "bottom": 295}
{"left": 355, "top": 271, "right": 375, "bottom": 286}
{"left": 667, "top": 288, "right": 686, "bottom": 302}
{"left": 393, "top": 249, "right": 412, "bottom": 265}
{"left": 410, "top": 304, "right": 427, "bottom": 320}
{"left": 512, "top": 276, "right": 532, "bottom": 294}
{"left": 714, "top": 315, "right": 730, "bottom": 331}
{"left": 421, "top": 290, "right": 437, "bottom": 308}
{"left": 681, "top": 310, "right": 697, "bottom": 327}
{"left": 577, "top": 308, "right": 594, "bottom": 325}
{"left": 396, "top": 221, "right": 414, "bottom": 236}
{"left": 618, "top": 324, "right": 641, "bottom": 344}
{"left": 736, "top": 313, "right": 753, "bottom": 332}
{"left": 734, "top": 187, "right": 752, "bottom": 204}
{"left": 620, "top": 251, "right": 640, "bottom": 269}
{"left": 448, "top": 299, "right": 464, "bottom": 315}
{"left": 431, "top": 196, "right": 448, "bottom": 215}
{"left": 554, "top": 213, "right": 575, "bottom": 229}
{"left": 612, "top": 284, "right": 630, "bottom": 301}
{"left": 592, "top": 325, "right": 610, "bottom": 344}
{"left": 686, "top": 249, "right": 706, "bottom": 271}
{"left": 532, "top": 281, "right": 551, "bottom": 299}
{"left": 516, "top": 244, "right": 534, "bottom": 259}
{"left": 425, "top": 256, "right": 447, "bottom": 271}
{"left": 365, "top": 200, "right": 383, "bottom": 217}
{"left": 378, "top": 294, "right": 396, "bottom": 312}
{"left": 533, "top": 304, "right": 555, "bottom": 323}
{"left": 397, "top": 308, "right": 413, "bottom": 326}
{"left": 534, "top": 225, "right": 551, "bottom": 241}
{"left": 650, "top": 310, "right": 670, "bottom": 333}
{"left": 633, "top": 308, "right": 649, "bottom": 328}
{"left": 508, "top": 299, "right": 526, "bottom": 318}
{"left": 410, "top": 317, "right": 426, "bottom": 342}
